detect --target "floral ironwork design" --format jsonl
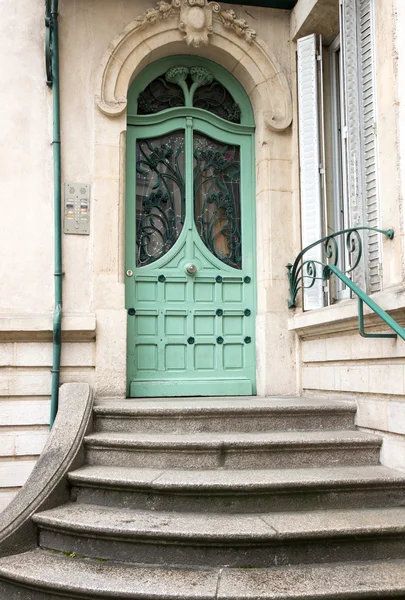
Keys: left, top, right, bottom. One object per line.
{"left": 194, "top": 81, "right": 241, "bottom": 122}
{"left": 137, "top": 66, "right": 241, "bottom": 123}
{"left": 138, "top": 78, "right": 185, "bottom": 115}
{"left": 286, "top": 227, "right": 395, "bottom": 309}
{"left": 136, "top": 133, "right": 185, "bottom": 266}
{"left": 194, "top": 134, "right": 242, "bottom": 269}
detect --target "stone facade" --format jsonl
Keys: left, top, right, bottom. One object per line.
{"left": 1, "top": 0, "right": 405, "bottom": 506}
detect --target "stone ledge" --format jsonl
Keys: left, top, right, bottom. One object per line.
{"left": 288, "top": 285, "right": 405, "bottom": 338}
{"left": 0, "top": 314, "right": 96, "bottom": 342}
{"left": 291, "top": 0, "right": 340, "bottom": 44}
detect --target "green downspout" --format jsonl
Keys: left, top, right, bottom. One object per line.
{"left": 46, "top": 0, "right": 62, "bottom": 428}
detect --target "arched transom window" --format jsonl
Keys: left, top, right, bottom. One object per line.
{"left": 137, "top": 66, "right": 241, "bottom": 123}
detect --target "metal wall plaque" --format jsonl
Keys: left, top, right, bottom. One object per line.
{"left": 64, "top": 182, "right": 90, "bottom": 235}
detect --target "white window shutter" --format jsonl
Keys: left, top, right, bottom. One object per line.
{"left": 341, "top": 0, "right": 366, "bottom": 290}
{"left": 297, "top": 34, "right": 324, "bottom": 310}
{"left": 359, "top": 0, "right": 381, "bottom": 293}
{"left": 342, "top": 0, "right": 380, "bottom": 293}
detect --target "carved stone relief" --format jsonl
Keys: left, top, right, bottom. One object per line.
{"left": 134, "top": 0, "right": 256, "bottom": 47}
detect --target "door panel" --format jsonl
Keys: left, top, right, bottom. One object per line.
{"left": 126, "top": 116, "right": 255, "bottom": 397}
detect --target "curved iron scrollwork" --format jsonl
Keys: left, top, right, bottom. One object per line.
{"left": 136, "top": 134, "right": 185, "bottom": 267}
{"left": 286, "top": 227, "right": 395, "bottom": 309}
{"left": 194, "top": 81, "right": 241, "bottom": 123}
{"left": 138, "top": 78, "right": 185, "bottom": 115}
{"left": 137, "top": 66, "right": 241, "bottom": 123}
{"left": 194, "top": 135, "right": 242, "bottom": 269}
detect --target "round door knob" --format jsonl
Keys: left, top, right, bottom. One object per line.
{"left": 185, "top": 263, "right": 197, "bottom": 275}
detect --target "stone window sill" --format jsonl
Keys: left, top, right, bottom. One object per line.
{"left": 288, "top": 284, "right": 405, "bottom": 338}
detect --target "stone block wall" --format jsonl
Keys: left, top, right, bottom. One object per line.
{"left": 0, "top": 316, "right": 95, "bottom": 507}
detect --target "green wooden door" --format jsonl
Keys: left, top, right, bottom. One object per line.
{"left": 125, "top": 61, "right": 256, "bottom": 397}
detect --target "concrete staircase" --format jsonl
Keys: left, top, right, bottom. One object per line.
{"left": 2, "top": 397, "right": 405, "bottom": 598}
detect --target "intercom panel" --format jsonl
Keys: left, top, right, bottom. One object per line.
{"left": 64, "top": 182, "right": 90, "bottom": 235}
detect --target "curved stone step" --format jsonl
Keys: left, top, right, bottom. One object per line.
{"left": 84, "top": 429, "right": 381, "bottom": 470}
{"left": 94, "top": 397, "right": 357, "bottom": 434}
{"left": 69, "top": 465, "right": 405, "bottom": 513}
{"left": 1, "top": 550, "right": 405, "bottom": 599}
{"left": 34, "top": 503, "right": 405, "bottom": 567}
{"left": 0, "top": 549, "right": 218, "bottom": 599}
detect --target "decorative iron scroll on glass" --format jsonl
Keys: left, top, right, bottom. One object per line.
{"left": 286, "top": 227, "right": 405, "bottom": 342}
{"left": 138, "top": 66, "right": 241, "bottom": 123}
{"left": 136, "top": 132, "right": 185, "bottom": 267}
{"left": 194, "top": 134, "right": 242, "bottom": 269}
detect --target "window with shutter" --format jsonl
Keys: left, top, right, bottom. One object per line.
{"left": 297, "top": 34, "right": 325, "bottom": 311}
{"left": 296, "top": 0, "right": 380, "bottom": 311}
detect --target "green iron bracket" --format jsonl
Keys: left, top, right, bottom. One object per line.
{"left": 287, "top": 227, "right": 405, "bottom": 341}
{"left": 358, "top": 298, "right": 396, "bottom": 339}
{"left": 326, "top": 264, "right": 404, "bottom": 341}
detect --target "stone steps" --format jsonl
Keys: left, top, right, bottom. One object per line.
{"left": 94, "top": 397, "right": 357, "bottom": 434}
{"left": 1, "top": 550, "right": 405, "bottom": 599}
{"left": 2, "top": 395, "right": 405, "bottom": 598}
{"left": 69, "top": 464, "right": 405, "bottom": 512}
{"left": 84, "top": 429, "right": 381, "bottom": 469}
{"left": 35, "top": 503, "right": 405, "bottom": 567}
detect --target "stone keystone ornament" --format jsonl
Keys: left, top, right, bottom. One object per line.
{"left": 178, "top": 0, "right": 220, "bottom": 47}
{"left": 134, "top": 0, "right": 256, "bottom": 47}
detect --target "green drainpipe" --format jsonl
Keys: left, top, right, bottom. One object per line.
{"left": 46, "top": 0, "right": 62, "bottom": 428}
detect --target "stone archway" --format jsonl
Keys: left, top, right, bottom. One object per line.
{"left": 95, "top": 1, "right": 292, "bottom": 133}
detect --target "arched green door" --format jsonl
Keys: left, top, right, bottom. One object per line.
{"left": 126, "top": 58, "right": 256, "bottom": 397}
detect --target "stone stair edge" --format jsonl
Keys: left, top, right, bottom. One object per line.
{"left": 84, "top": 429, "right": 381, "bottom": 450}
{"left": 1, "top": 550, "right": 405, "bottom": 599}
{"left": 93, "top": 396, "right": 357, "bottom": 415}
{"left": 68, "top": 464, "right": 405, "bottom": 490}
{"left": 33, "top": 503, "right": 405, "bottom": 543}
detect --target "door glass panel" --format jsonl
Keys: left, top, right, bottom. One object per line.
{"left": 194, "top": 133, "right": 242, "bottom": 269}
{"left": 136, "top": 132, "right": 185, "bottom": 267}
